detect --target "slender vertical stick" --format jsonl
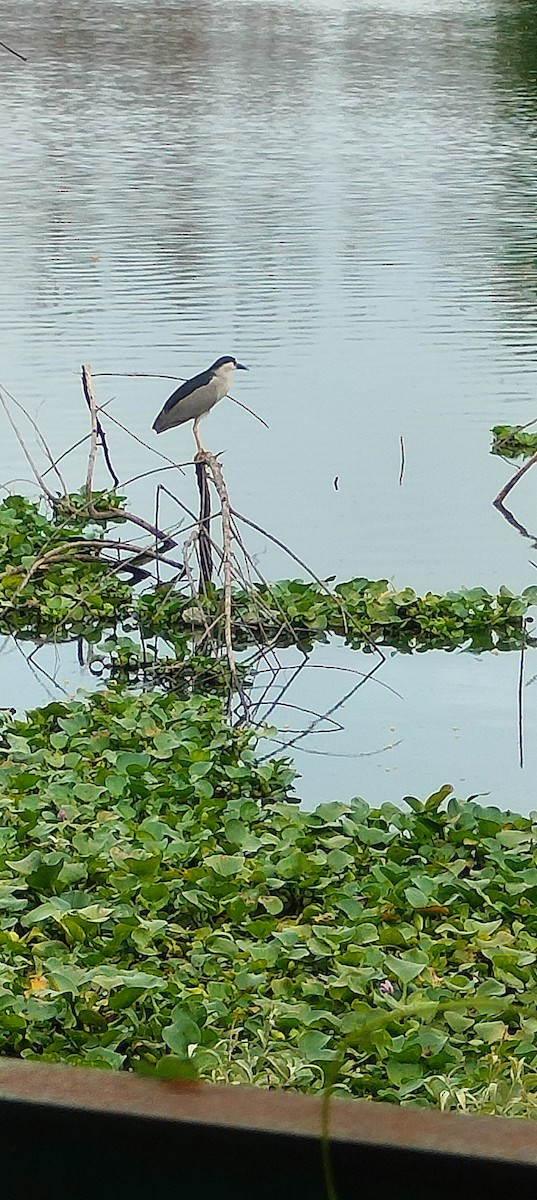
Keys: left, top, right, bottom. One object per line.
{"left": 82, "top": 365, "right": 99, "bottom": 500}
{"left": 195, "top": 460, "right": 213, "bottom": 590}
{"left": 81, "top": 364, "right": 120, "bottom": 491}
{"left": 518, "top": 622, "right": 526, "bottom": 770}
{"left": 399, "top": 435, "right": 405, "bottom": 486}
{"left": 199, "top": 452, "right": 239, "bottom": 691}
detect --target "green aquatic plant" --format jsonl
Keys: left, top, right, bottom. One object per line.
{"left": 0, "top": 492, "right": 535, "bottom": 655}
{"left": 1, "top": 692, "right": 537, "bottom": 1113}
{"left": 0, "top": 492, "right": 131, "bottom": 641}
{"left": 491, "top": 424, "right": 537, "bottom": 461}
{"left": 138, "top": 577, "right": 537, "bottom": 654}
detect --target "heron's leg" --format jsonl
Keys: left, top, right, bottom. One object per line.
{"left": 193, "top": 418, "right": 204, "bottom": 455}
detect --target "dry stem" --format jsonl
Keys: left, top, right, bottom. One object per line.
{"left": 493, "top": 449, "right": 537, "bottom": 511}
{"left": 0, "top": 387, "right": 56, "bottom": 500}
{"left": 82, "top": 365, "right": 99, "bottom": 499}
{"left": 81, "top": 364, "right": 119, "bottom": 489}
{"left": 197, "top": 451, "right": 241, "bottom": 702}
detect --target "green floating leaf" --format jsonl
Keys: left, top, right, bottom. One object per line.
{"left": 405, "top": 887, "right": 430, "bottom": 909}
{"left": 162, "top": 1011, "right": 201, "bottom": 1056}
{"left": 297, "top": 1031, "right": 336, "bottom": 1062}
{"left": 352, "top": 923, "right": 379, "bottom": 945}
{"left": 203, "top": 854, "right": 245, "bottom": 878}
{"left": 384, "top": 955, "right": 427, "bottom": 984}
{"left": 473, "top": 1020, "right": 508, "bottom": 1044}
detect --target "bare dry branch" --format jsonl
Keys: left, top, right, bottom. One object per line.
{"left": 198, "top": 451, "right": 239, "bottom": 695}
{"left": 82, "top": 366, "right": 99, "bottom": 499}
{"left": 100, "top": 409, "right": 186, "bottom": 477}
{"left": 228, "top": 394, "right": 269, "bottom": 430}
{"left": 493, "top": 449, "right": 537, "bottom": 510}
{"left": 518, "top": 622, "right": 526, "bottom": 771}
{"left": 81, "top": 364, "right": 120, "bottom": 489}
{"left": 195, "top": 460, "right": 213, "bottom": 591}
{"left": 0, "top": 381, "right": 68, "bottom": 494}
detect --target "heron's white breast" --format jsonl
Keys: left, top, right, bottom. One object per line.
{"left": 213, "top": 365, "right": 236, "bottom": 400}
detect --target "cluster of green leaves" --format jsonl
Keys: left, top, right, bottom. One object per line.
{"left": 491, "top": 425, "right": 537, "bottom": 461}
{"left": 0, "top": 493, "right": 132, "bottom": 641}
{"left": 101, "top": 636, "right": 237, "bottom": 697}
{"left": 139, "top": 578, "right": 537, "bottom": 654}
{"left": 1, "top": 689, "right": 537, "bottom": 1112}
{"left": 0, "top": 493, "right": 535, "bottom": 656}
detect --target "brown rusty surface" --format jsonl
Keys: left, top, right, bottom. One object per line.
{"left": 0, "top": 1057, "right": 536, "bottom": 1164}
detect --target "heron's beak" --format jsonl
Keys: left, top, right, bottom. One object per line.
{"left": 235, "top": 362, "right": 248, "bottom": 371}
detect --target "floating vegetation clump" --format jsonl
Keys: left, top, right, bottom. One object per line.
{"left": 1, "top": 491, "right": 534, "bottom": 656}
{"left": 0, "top": 492, "right": 132, "bottom": 641}
{"left": 0, "top": 693, "right": 536, "bottom": 1112}
{"left": 138, "top": 577, "right": 537, "bottom": 655}
{"left": 491, "top": 425, "right": 537, "bottom": 461}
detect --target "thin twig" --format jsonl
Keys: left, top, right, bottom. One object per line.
{"left": 266, "top": 735, "right": 402, "bottom": 759}
{"left": 121, "top": 462, "right": 193, "bottom": 487}
{"left": 82, "top": 366, "right": 99, "bottom": 499}
{"left": 74, "top": 500, "right": 183, "bottom": 559}
{"left": 81, "top": 364, "right": 120, "bottom": 489}
{"left": 155, "top": 484, "right": 163, "bottom": 587}
{"left": 99, "top": 409, "right": 186, "bottom": 476}
{"left": 493, "top": 449, "right": 537, "bottom": 510}
{"left": 518, "top": 622, "right": 526, "bottom": 770}
{"left": 12, "top": 639, "right": 60, "bottom": 700}
{"left": 228, "top": 394, "right": 269, "bottom": 430}
{"left": 399, "top": 435, "right": 405, "bottom": 486}
{"left": 0, "top": 387, "right": 56, "bottom": 500}
{"left": 93, "top": 372, "right": 183, "bottom": 381}
{"left": 25, "top": 642, "right": 69, "bottom": 696}
{"left": 0, "top": 39, "right": 27, "bottom": 61}
{"left": 152, "top": 484, "right": 225, "bottom": 566}
{"left": 195, "top": 459, "right": 213, "bottom": 590}
{"left": 259, "top": 671, "right": 386, "bottom": 758}
{"left": 42, "top": 433, "right": 90, "bottom": 479}
{"left": 0, "top": 381, "right": 68, "bottom": 494}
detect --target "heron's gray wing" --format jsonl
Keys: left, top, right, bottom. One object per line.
{"left": 152, "top": 368, "right": 214, "bottom": 433}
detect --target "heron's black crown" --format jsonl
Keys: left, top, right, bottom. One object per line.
{"left": 209, "top": 356, "right": 239, "bottom": 371}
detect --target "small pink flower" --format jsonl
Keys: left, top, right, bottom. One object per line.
{"left": 379, "top": 978, "right": 394, "bottom": 996}
{"left": 57, "top": 809, "right": 67, "bottom": 822}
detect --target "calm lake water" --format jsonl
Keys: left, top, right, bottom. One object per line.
{"left": 2, "top": 0, "right": 537, "bottom": 808}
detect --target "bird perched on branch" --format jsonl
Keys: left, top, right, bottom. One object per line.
{"left": 152, "top": 355, "right": 248, "bottom": 454}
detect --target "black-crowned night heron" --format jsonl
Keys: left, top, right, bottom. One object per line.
{"left": 152, "top": 355, "right": 248, "bottom": 453}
